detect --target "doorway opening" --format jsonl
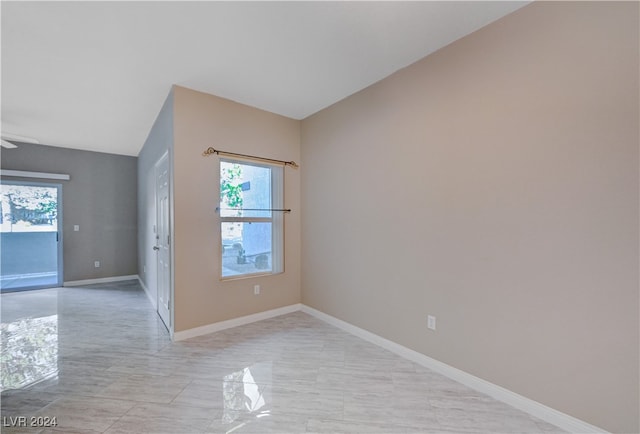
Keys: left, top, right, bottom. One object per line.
{"left": 0, "top": 181, "right": 63, "bottom": 292}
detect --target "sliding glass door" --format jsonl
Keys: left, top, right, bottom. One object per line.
{"left": 0, "top": 181, "right": 63, "bottom": 291}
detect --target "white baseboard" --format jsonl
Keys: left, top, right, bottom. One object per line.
{"left": 173, "top": 303, "right": 302, "bottom": 341}
{"left": 137, "top": 276, "right": 157, "bottom": 310}
{"left": 300, "top": 305, "right": 607, "bottom": 434}
{"left": 63, "top": 275, "right": 138, "bottom": 287}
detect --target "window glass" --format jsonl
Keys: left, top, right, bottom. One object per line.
{"left": 220, "top": 159, "right": 283, "bottom": 279}
{"left": 220, "top": 161, "right": 272, "bottom": 219}
{"left": 222, "top": 222, "right": 273, "bottom": 277}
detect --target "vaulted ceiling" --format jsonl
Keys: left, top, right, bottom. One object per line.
{"left": 2, "top": 1, "right": 527, "bottom": 156}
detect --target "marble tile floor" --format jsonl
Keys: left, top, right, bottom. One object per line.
{"left": 1, "top": 281, "right": 564, "bottom": 433}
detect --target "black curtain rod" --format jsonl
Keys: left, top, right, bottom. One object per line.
{"left": 203, "top": 147, "right": 298, "bottom": 168}
{"left": 216, "top": 207, "right": 291, "bottom": 213}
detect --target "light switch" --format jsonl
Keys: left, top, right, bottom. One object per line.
{"left": 427, "top": 315, "right": 436, "bottom": 331}
{"left": 74, "top": 225, "right": 79, "bottom": 231}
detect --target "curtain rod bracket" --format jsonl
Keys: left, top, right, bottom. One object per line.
{"left": 203, "top": 147, "right": 298, "bottom": 168}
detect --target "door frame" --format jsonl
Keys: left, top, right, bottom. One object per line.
{"left": 0, "top": 179, "right": 63, "bottom": 292}
{"left": 154, "top": 152, "right": 172, "bottom": 332}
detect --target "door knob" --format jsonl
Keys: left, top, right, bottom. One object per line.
{"left": 153, "top": 246, "right": 160, "bottom": 251}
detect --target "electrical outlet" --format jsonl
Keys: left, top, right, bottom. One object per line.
{"left": 254, "top": 285, "right": 260, "bottom": 295}
{"left": 427, "top": 315, "right": 436, "bottom": 331}
{"left": 94, "top": 261, "right": 100, "bottom": 268}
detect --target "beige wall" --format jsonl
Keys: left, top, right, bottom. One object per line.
{"left": 172, "top": 85, "right": 301, "bottom": 332}
{"left": 301, "top": 2, "right": 639, "bottom": 433}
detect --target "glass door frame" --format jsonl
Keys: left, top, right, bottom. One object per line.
{"left": 0, "top": 179, "right": 63, "bottom": 292}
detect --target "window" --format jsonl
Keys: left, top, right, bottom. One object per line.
{"left": 219, "top": 159, "right": 283, "bottom": 279}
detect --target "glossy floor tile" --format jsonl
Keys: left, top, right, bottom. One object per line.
{"left": 1, "top": 281, "right": 564, "bottom": 433}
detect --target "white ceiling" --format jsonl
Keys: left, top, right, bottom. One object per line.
{"left": 2, "top": 1, "right": 527, "bottom": 156}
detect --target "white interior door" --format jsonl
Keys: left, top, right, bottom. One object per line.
{"left": 155, "top": 153, "right": 171, "bottom": 330}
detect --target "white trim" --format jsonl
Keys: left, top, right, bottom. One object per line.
{"left": 1, "top": 169, "right": 70, "bottom": 181}
{"left": 63, "top": 275, "right": 138, "bottom": 287}
{"left": 300, "top": 305, "right": 608, "bottom": 434}
{"left": 137, "top": 276, "right": 157, "bottom": 310}
{"left": 173, "top": 303, "right": 301, "bottom": 341}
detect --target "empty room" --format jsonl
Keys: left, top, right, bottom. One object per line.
{"left": 1, "top": 1, "right": 638, "bottom": 433}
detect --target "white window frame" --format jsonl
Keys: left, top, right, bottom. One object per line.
{"left": 219, "top": 158, "right": 284, "bottom": 280}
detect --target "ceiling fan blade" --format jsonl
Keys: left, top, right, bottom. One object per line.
{"left": 1, "top": 133, "right": 38, "bottom": 144}
{"left": 1, "top": 139, "right": 18, "bottom": 149}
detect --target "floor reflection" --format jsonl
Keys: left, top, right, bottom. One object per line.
{"left": 222, "top": 361, "right": 272, "bottom": 426}
{"left": 0, "top": 314, "right": 58, "bottom": 391}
